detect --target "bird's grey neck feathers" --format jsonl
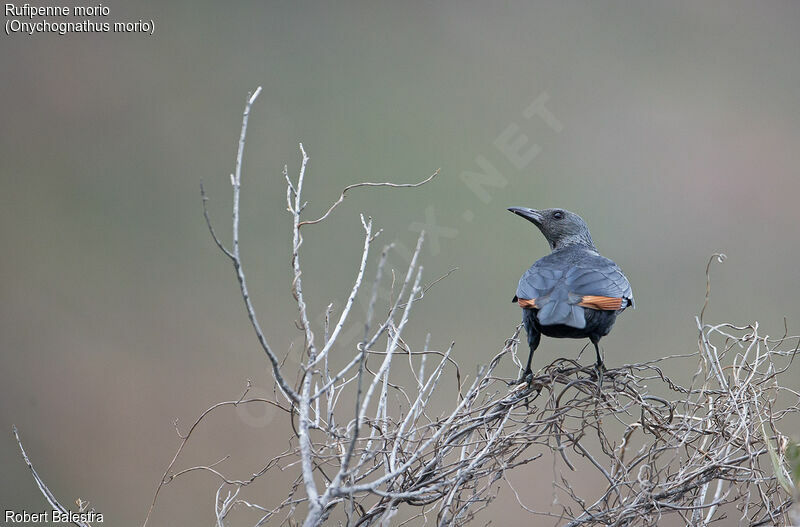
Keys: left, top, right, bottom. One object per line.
{"left": 549, "top": 231, "right": 596, "bottom": 252}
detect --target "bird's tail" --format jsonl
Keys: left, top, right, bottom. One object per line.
{"left": 536, "top": 300, "right": 586, "bottom": 329}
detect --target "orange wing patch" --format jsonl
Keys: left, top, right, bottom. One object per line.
{"left": 578, "top": 295, "right": 624, "bottom": 310}
{"left": 517, "top": 298, "right": 538, "bottom": 309}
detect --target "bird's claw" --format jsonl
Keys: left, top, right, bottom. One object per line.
{"left": 510, "top": 369, "right": 534, "bottom": 393}
{"left": 517, "top": 369, "right": 534, "bottom": 386}
{"left": 509, "top": 370, "right": 541, "bottom": 409}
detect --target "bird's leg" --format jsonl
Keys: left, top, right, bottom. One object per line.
{"left": 591, "top": 338, "right": 605, "bottom": 387}
{"left": 519, "top": 330, "right": 540, "bottom": 385}
{"left": 524, "top": 347, "right": 534, "bottom": 378}
{"left": 521, "top": 353, "right": 534, "bottom": 385}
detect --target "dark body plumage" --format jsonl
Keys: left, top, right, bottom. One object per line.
{"left": 508, "top": 207, "right": 633, "bottom": 379}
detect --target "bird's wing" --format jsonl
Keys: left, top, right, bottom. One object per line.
{"left": 516, "top": 254, "right": 633, "bottom": 315}
{"left": 563, "top": 256, "right": 634, "bottom": 309}
{"left": 516, "top": 261, "right": 565, "bottom": 304}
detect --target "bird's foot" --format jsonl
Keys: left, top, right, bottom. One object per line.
{"left": 509, "top": 369, "right": 534, "bottom": 393}
{"left": 516, "top": 368, "right": 534, "bottom": 386}
{"left": 510, "top": 369, "right": 541, "bottom": 409}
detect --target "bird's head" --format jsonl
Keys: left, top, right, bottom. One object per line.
{"left": 507, "top": 207, "right": 596, "bottom": 251}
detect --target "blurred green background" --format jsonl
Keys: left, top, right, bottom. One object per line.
{"left": 2, "top": 1, "right": 799, "bottom": 524}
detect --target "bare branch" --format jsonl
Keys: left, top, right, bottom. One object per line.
{"left": 13, "top": 426, "right": 91, "bottom": 527}
{"left": 297, "top": 169, "right": 440, "bottom": 227}
{"left": 200, "top": 86, "right": 300, "bottom": 405}
{"left": 143, "top": 393, "right": 289, "bottom": 526}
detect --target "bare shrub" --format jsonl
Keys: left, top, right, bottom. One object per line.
{"left": 15, "top": 89, "right": 800, "bottom": 527}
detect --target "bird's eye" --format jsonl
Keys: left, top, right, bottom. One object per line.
{"left": 553, "top": 211, "right": 564, "bottom": 220}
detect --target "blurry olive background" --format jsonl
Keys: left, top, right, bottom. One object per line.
{"left": 2, "top": 1, "right": 799, "bottom": 525}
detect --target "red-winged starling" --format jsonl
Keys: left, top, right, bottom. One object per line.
{"left": 508, "top": 207, "right": 634, "bottom": 382}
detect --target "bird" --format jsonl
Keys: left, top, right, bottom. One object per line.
{"left": 508, "top": 207, "right": 634, "bottom": 383}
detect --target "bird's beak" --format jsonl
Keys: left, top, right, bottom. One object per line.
{"left": 507, "top": 207, "right": 543, "bottom": 226}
